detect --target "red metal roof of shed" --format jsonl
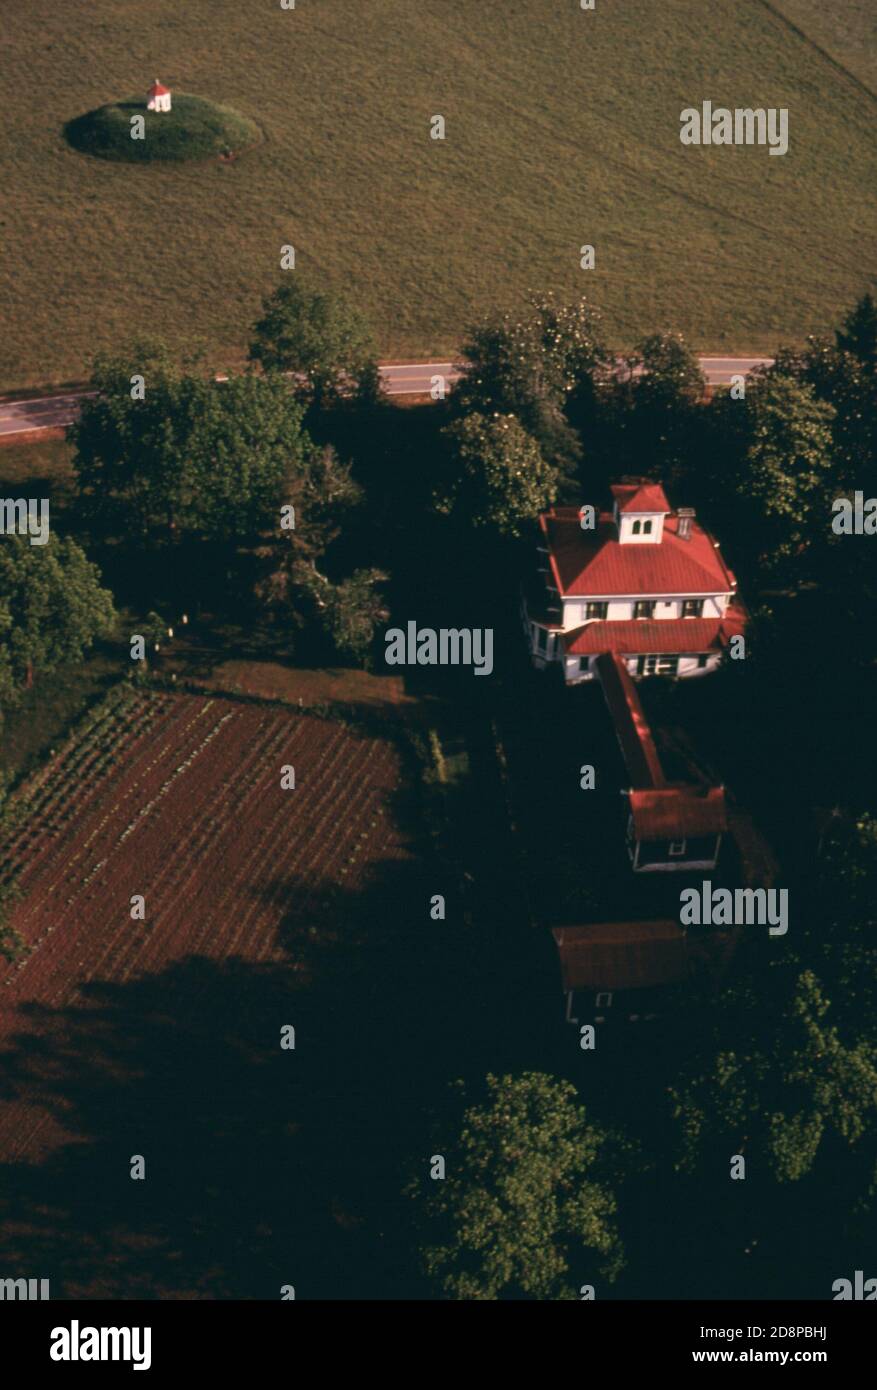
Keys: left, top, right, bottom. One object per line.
{"left": 629, "top": 785, "right": 728, "bottom": 840}
{"left": 552, "top": 922, "right": 688, "bottom": 991}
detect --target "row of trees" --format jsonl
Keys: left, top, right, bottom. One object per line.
{"left": 435, "top": 291, "right": 877, "bottom": 564}
{"left": 11, "top": 279, "right": 873, "bottom": 702}
{"left": 0, "top": 280, "right": 392, "bottom": 734}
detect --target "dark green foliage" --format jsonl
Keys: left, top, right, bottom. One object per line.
{"left": 733, "top": 372, "right": 835, "bottom": 570}
{"left": 672, "top": 973, "right": 877, "bottom": 1185}
{"left": 836, "top": 292, "right": 877, "bottom": 372}
{"left": 70, "top": 343, "right": 314, "bottom": 543}
{"left": 410, "top": 1072, "right": 625, "bottom": 1300}
{"left": 254, "top": 444, "right": 388, "bottom": 665}
{"left": 582, "top": 332, "right": 706, "bottom": 489}
{"left": 453, "top": 292, "right": 607, "bottom": 477}
{"left": 0, "top": 533, "right": 116, "bottom": 713}
{"left": 436, "top": 411, "right": 559, "bottom": 537}
{"left": 289, "top": 564, "right": 389, "bottom": 665}
{"left": 249, "top": 279, "right": 379, "bottom": 408}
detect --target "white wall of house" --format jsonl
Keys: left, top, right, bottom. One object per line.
{"left": 562, "top": 652, "right": 721, "bottom": 683}
{"left": 628, "top": 822, "right": 723, "bottom": 873}
{"left": 562, "top": 592, "right": 731, "bottom": 627}
{"left": 523, "top": 587, "right": 730, "bottom": 683}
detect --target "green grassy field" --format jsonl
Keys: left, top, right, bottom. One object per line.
{"left": 3, "top": 0, "right": 875, "bottom": 388}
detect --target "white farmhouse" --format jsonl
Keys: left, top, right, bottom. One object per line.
{"left": 146, "top": 79, "right": 172, "bottom": 113}
{"left": 523, "top": 479, "right": 746, "bottom": 682}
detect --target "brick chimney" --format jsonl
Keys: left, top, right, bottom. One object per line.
{"left": 676, "top": 507, "right": 695, "bottom": 541}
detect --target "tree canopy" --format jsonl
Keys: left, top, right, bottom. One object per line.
{"left": 436, "top": 411, "right": 559, "bottom": 537}
{"left": 254, "top": 444, "right": 388, "bottom": 665}
{"left": 0, "top": 533, "right": 116, "bottom": 709}
{"left": 249, "top": 278, "right": 379, "bottom": 407}
{"left": 672, "top": 971, "right": 877, "bottom": 1185}
{"left": 732, "top": 372, "right": 835, "bottom": 571}
{"left": 454, "top": 292, "right": 607, "bottom": 476}
{"left": 70, "top": 343, "right": 315, "bottom": 544}
{"left": 411, "top": 1072, "right": 625, "bottom": 1300}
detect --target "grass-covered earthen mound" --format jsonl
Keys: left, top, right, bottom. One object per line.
{"left": 64, "top": 93, "right": 260, "bottom": 163}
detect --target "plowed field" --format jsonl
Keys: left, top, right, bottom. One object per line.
{"left": 0, "top": 688, "right": 412, "bottom": 1165}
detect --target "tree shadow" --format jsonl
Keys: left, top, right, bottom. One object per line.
{"left": 0, "top": 811, "right": 548, "bottom": 1299}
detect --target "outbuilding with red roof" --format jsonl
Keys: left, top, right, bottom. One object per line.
{"left": 595, "top": 650, "right": 728, "bottom": 872}
{"left": 147, "top": 79, "right": 172, "bottom": 113}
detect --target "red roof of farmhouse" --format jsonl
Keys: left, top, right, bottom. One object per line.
{"left": 563, "top": 608, "right": 746, "bottom": 657}
{"left": 539, "top": 507, "right": 737, "bottom": 597}
{"left": 148, "top": 81, "right": 170, "bottom": 96}
{"left": 610, "top": 481, "right": 671, "bottom": 514}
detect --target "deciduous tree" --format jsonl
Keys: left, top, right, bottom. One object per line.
{"left": 436, "top": 411, "right": 559, "bottom": 537}
{"left": 71, "top": 344, "right": 314, "bottom": 544}
{"left": 454, "top": 293, "right": 607, "bottom": 477}
{"left": 0, "top": 534, "right": 116, "bottom": 709}
{"left": 249, "top": 279, "right": 379, "bottom": 408}
{"left": 411, "top": 1072, "right": 625, "bottom": 1300}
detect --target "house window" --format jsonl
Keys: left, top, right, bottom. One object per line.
{"left": 669, "top": 840, "right": 687, "bottom": 857}
{"left": 632, "top": 520, "right": 641, "bottom": 535}
{"left": 634, "top": 600, "right": 654, "bottom": 620}
{"left": 683, "top": 599, "right": 703, "bottom": 618}
{"left": 642, "top": 519, "right": 653, "bottom": 534}
{"left": 638, "top": 654, "right": 678, "bottom": 677}
{"left": 536, "top": 626, "right": 547, "bottom": 653}
{"left": 696, "top": 654, "right": 709, "bottom": 669}
{"left": 595, "top": 991, "right": 613, "bottom": 1009}
{"left": 579, "top": 656, "right": 590, "bottom": 673}
{"left": 585, "top": 601, "right": 608, "bottom": 620}
{"left": 656, "top": 655, "right": 679, "bottom": 676}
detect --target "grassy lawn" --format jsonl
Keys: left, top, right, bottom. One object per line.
{"left": 3, "top": 0, "right": 875, "bottom": 389}
{"left": 775, "top": 0, "right": 877, "bottom": 90}
{"left": 0, "top": 439, "right": 75, "bottom": 506}
{"left": 201, "top": 659, "right": 419, "bottom": 711}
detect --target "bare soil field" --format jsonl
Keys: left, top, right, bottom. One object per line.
{"left": 0, "top": 687, "right": 412, "bottom": 1157}
{"left": 0, "top": 685, "right": 443, "bottom": 1297}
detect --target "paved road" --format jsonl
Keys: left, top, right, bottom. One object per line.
{"left": 0, "top": 357, "right": 773, "bottom": 439}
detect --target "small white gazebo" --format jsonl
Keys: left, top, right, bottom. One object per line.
{"left": 146, "top": 79, "right": 172, "bottom": 113}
